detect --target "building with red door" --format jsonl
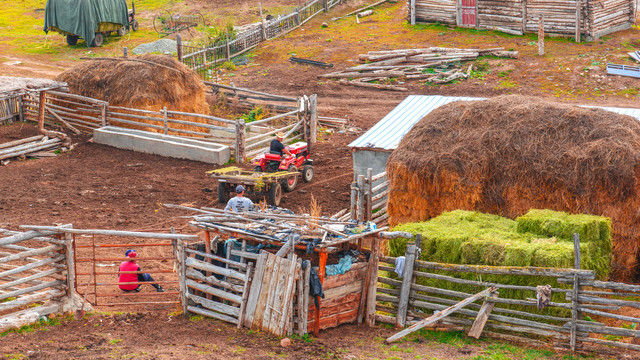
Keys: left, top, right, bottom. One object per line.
{"left": 407, "top": 0, "right": 636, "bottom": 40}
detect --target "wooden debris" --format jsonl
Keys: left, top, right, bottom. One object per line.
{"left": 321, "top": 47, "right": 518, "bottom": 90}
{"left": 0, "top": 132, "right": 70, "bottom": 162}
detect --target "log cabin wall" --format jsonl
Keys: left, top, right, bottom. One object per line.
{"left": 409, "top": 0, "right": 635, "bottom": 39}
{"left": 409, "top": 0, "right": 457, "bottom": 25}
{"left": 477, "top": 0, "right": 524, "bottom": 31}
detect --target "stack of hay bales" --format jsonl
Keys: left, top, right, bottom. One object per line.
{"left": 390, "top": 209, "right": 612, "bottom": 278}
{"left": 386, "top": 95, "right": 640, "bottom": 281}
{"left": 389, "top": 209, "right": 611, "bottom": 309}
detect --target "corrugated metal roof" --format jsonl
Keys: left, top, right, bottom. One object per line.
{"left": 349, "top": 95, "right": 640, "bottom": 151}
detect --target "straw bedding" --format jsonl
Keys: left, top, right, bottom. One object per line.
{"left": 386, "top": 95, "right": 640, "bottom": 281}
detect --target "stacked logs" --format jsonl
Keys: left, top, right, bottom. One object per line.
{"left": 318, "top": 47, "right": 518, "bottom": 91}
{"left": 0, "top": 131, "right": 71, "bottom": 165}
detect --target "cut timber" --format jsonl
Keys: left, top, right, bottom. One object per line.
{"left": 468, "top": 290, "right": 499, "bottom": 338}
{"left": 318, "top": 71, "right": 404, "bottom": 79}
{"left": 385, "top": 287, "right": 497, "bottom": 343}
{"left": 339, "top": 80, "right": 408, "bottom": 92}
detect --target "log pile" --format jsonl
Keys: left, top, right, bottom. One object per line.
{"left": 0, "top": 132, "right": 71, "bottom": 165}
{"left": 164, "top": 204, "right": 386, "bottom": 250}
{"left": 319, "top": 47, "right": 518, "bottom": 91}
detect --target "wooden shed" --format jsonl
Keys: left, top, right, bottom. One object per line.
{"left": 407, "top": 0, "right": 637, "bottom": 40}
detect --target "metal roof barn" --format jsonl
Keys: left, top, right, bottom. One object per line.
{"left": 348, "top": 95, "right": 640, "bottom": 179}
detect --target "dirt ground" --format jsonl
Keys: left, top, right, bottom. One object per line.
{"left": 1, "top": 0, "right": 639, "bottom": 358}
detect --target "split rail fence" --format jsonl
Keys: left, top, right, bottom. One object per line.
{"left": 180, "top": 0, "right": 342, "bottom": 79}
{"left": 366, "top": 233, "right": 640, "bottom": 357}
{"left": 19, "top": 85, "right": 318, "bottom": 163}
{"left": 0, "top": 228, "right": 76, "bottom": 332}
{"left": 334, "top": 168, "right": 389, "bottom": 227}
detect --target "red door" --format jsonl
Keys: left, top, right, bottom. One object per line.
{"left": 461, "top": 0, "right": 476, "bottom": 26}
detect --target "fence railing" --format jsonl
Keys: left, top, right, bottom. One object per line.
{"left": 0, "top": 228, "right": 74, "bottom": 332}
{"left": 180, "top": 0, "right": 343, "bottom": 79}
{"left": 0, "top": 94, "right": 22, "bottom": 125}
{"left": 334, "top": 168, "right": 389, "bottom": 226}
{"left": 21, "top": 85, "right": 318, "bottom": 164}
{"left": 365, "top": 232, "right": 640, "bottom": 357}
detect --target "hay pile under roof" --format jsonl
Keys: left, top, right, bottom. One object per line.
{"left": 56, "top": 54, "right": 208, "bottom": 114}
{"left": 386, "top": 95, "right": 640, "bottom": 281}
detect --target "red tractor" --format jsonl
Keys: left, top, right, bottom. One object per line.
{"left": 252, "top": 141, "right": 314, "bottom": 192}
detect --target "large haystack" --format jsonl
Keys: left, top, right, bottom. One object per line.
{"left": 56, "top": 54, "right": 208, "bottom": 114}
{"left": 386, "top": 95, "right": 640, "bottom": 281}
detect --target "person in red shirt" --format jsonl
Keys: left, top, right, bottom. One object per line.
{"left": 118, "top": 249, "right": 164, "bottom": 292}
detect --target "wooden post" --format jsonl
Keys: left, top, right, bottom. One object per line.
{"left": 350, "top": 176, "right": 357, "bottom": 221}
{"left": 302, "top": 260, "right": 310, "bottom": 334}
{"left": 101, "top": 103, "right": 107, "bottom": 127}
{"left": 356, "top": 175, "right": 365, "bottom": 222}
{"left": 162, "top": 106, "right": 168, "bottom": 135}
{"left": 570, "top": 233, "right": 581, "bottom": 353}
{"left": 468, "top": 289, "right": 498, "bottom": 338}
{"left": 259, "top": 3, "right": 268, "bottom": 41}
{"left": 323, "top": 0, "right": 328, "bottom": 12}
{"left": 18, "top": 96, "right": 24, "bottom": 122}
{"left": 575, "top": 0, "right": 581, "bottom": 43}
{"left": 308, "top": 94, "right": 318, "bottom": 146}
{"left": 366, "top": 168, "right": 373, "bottom": 222}
{"left": 522, "top": 0, "right": 527, "bottom": 32}
{"left": 63, "top": 227, "right": 76, "bottom": 299}
{"left": 538, "top": 15, "right": 545, "bottom": 56}
{"left": 396, "top": 242, "right": 417, "bottom": 328}
{"left": 179, "top": 240, "right": 188, "bottom": 316}
{"left": 37, "top": 90, "right": 46, "bottom": 131}
{"left": 365, "top": 237, "right": 380, "bottom": 327}
{"left": 235, "top": 119, "right": 246, "bottom": 163}
{"left": 176, "top": 34, "right": 182, "bottom": 62}
{"left": 408, "top": 234, "right": 422, "bottom": 315}
{"left": 123, "top": 46, "right": 128, "bottom": 58}
{"left": 410, "top": 0, "right": 416, "bottom": 25}
{"left": 225, "top": 31, "right": 230, "bottom": 62}
{"left": 315, "top": 251, "right": 328, "bottom": 337}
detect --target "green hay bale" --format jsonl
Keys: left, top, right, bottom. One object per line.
{"left": 392, "top": 209, "right": 611, "bottom": 279}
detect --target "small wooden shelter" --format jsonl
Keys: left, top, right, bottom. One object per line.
{"left": 407, "top": 0, "right": 636, "bottom": 40}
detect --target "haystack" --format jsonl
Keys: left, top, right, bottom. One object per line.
{"left": 386, "top": 95, "right": 640, "bottom": 281}
{"left": 56, "top": 54, "right": 208, "bottom": 114}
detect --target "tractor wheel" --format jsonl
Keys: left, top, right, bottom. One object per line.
{"left": 91, "top": 33, "right": 104, "bottom": 47}
{"left": 66, "top": 35, "right": 79, "bottom": 46}
{"left": 117, "top": 26, "right": 127, "bottom": 36}
{"left": 131, "top": 19, "right": 139, "bottom": 31}
{"left": 268, "top": 182, "right": 282, "bottom": 207}
{"left": 218, "top": 184, "right": 229, "bottom": 204}
{"left": 282, "top": 165, "right": 298, "bottom": 192}
{"left": 302, "top": 165, "right": 314, "bottom": 183}
{"left": 254, "top": 166, "right": 262, "bottom": 173}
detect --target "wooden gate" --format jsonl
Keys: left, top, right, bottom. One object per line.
{"left": 460, "top": 0, "right": 477, "bottom": 26}
{"left": 178, "top": 243, "right": 254, "bottom": 326}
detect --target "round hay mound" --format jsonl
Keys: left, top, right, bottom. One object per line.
{"left": 386, "top": 95, "right": 640, "bottom": 281}
{"left": 56, "top": 54, "right": 208, "bottom": 114}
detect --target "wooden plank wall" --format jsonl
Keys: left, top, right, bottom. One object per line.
{"left": 478, "top": 0, "right": 524, "bottom": 30}
{"left": 525, "top": 0, "right": 582, "bottom": 34}
{"left": 409, "top": 0, "right": 457, "bottom": 25}
{"left": 589, "top": 0, "right": 634, "bottom": 36}
{"left": 307, "top": 262, "right": 367, "bottom": 330}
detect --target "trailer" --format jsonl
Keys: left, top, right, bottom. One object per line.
{"left": 44, "top": 0, "right": 137, "bottom": 47}
{"left": 208, "top": 167, "right": 300, "bottom": 207}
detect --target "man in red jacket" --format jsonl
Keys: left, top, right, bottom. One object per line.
{"left": 118, "top": 249, "right": 164, "bottom": 292}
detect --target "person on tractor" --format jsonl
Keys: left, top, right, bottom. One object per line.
{"left": 225, "top": 185, "right": 254, "bottom": 212}
{"left": 270, "top": 132, "right": 292, "bottom": 158}
{"left": 118, "top": 249, "right": 164, "bottom": 292}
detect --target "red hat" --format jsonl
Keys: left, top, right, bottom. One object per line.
{"left": 125, "top": 249, "right": 137, "bottom": 258}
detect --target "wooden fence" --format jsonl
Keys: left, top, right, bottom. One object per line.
{"left": 19, "top": 85, "right": 318, "bottom": 164}
{"left": 0, "top": 228, "right": 74, "bottom": 332}
{"left": 180, "top": 0, "right": 342, "bottom": 79}
{"left": 366, "top": 232, "right": 640, "bottom": 357}
{"left": 334, "top": 168, "right": 389, "bottom": 226}
{"left": 0, "top": 94, "right": 22, "bottom": 125}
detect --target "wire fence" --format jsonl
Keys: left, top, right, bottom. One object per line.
{"left": 180, "top": 0, "right": 342, "bottom": 79}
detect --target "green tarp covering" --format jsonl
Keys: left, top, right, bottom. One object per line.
{"left": 44, "top": 0, "right": 129, "bottom": 47}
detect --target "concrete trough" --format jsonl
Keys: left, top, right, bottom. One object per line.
{"left": 93, "top": 126, "right": 231, "bottom": 164}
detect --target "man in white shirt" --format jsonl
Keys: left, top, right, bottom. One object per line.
{"left": 225, "top": 185, "right": 254, "bottom": 212}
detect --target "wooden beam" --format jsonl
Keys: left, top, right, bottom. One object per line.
{"left": 468, "top": 290, "right": 499, "bottom": 338}
{"left": 385, "top": 287, "right": 497, "bottom": 343}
